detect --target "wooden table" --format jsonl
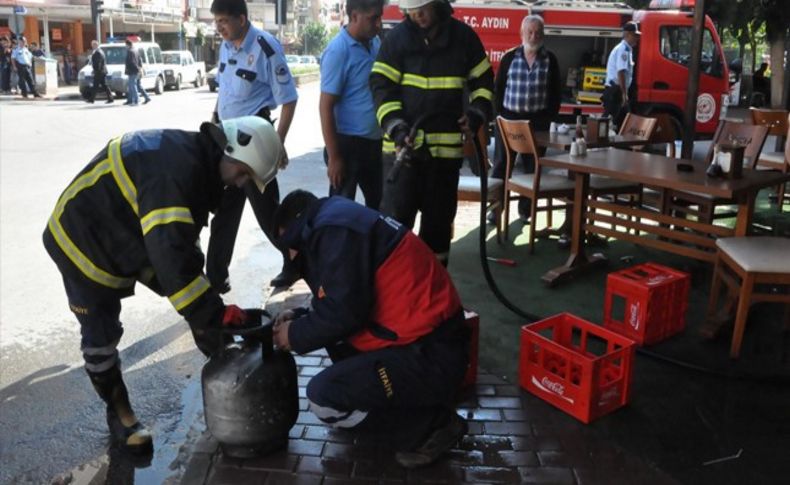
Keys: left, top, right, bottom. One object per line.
{"left": 533, "top": 130, "right": 648, "bottom": 151}
{"left": 539, "top": 148, "right": 790, "bottom": 286}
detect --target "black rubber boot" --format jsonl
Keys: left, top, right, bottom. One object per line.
{"left": 394, "top": 409, "right": 467, "bottom": 469}
{"left": 88, "top": 364, "right": 153, "bottom": 454}
{"left": 269, "top": 260, "right": 301, "bottom": 288}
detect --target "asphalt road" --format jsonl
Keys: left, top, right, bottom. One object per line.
{"left": 0, "top": 82, "right": 328, "bottom": 484}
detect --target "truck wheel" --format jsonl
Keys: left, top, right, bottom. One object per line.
{"left": 154, "top": 76, "right": 164, "bottom": 95}
{"left": 175, "top": 75, "right": 182, "bottom": 91}
{"left": 194, "top": 72, "right": 202, "bottom": 88}
{"left": 209, "top": 84, "right": 216, "bottom": 93}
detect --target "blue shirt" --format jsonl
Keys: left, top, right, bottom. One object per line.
{"left": 320, "top": 28, "right": 381, "bottom": 139}
{"left": 12, "top": 46, "right": 32, "bottom": 67}
{"left": 605, "top": 40, "right": 634, "bottom": 88}
{"left": 217, "top": 25, "right": 298, "bottom": 120}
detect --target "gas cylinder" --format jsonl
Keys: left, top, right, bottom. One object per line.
{"left": 201, "top": 309, "right": 298, "bottom": 458}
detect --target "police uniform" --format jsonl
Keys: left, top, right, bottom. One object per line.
{"left": 208, "top": 25, "right": 298, "bottom": 289}
{"left": 12, "top": 45, "right": 40, "bottom": 97}
{"left": 602, "top": 39, "right": 634, "bottom": 126}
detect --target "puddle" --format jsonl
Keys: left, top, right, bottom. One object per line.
{"left": 54, "top": 377, "right": 205, "bottom": 485}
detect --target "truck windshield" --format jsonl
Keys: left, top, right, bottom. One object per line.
{"left": 163, "top": 53, "right": 180, "bottom": 64}
{"left": 659, "top": 27, "right": 723, "bottom": 78}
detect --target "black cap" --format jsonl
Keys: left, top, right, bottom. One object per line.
{"left": 623, "top": 21, "right": 641, "bottom": 35}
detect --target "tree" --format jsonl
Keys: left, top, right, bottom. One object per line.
{"left": 300, "top": 22, "right": 327, "bottom": 56}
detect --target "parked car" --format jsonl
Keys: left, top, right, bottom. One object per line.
{"left": 299, "top": 55, "right": 317, "bottom": 65}
{"left": 78, "top": 41, "right": 166, "bottom": 99}
{"left": 207, "top": 66, "right": 219, "bottom": 92}
{"left": 162, "top": 50, "right": 206, "bottom": 90}
{"left": 285, "top": 55, "right": 300, "bottom": 68}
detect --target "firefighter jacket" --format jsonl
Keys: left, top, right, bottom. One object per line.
{"left": 370, "top": 14, "right": 494, "bottom": 159}
{"left": 278, "top": 197, "right": 462, "bottom": 354}
{"left": 43, "top": 128, "right": 226, "bottom": 331}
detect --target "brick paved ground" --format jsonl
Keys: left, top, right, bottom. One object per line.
{"left": 180, "top": 285, "right": 677, "bottom": 485}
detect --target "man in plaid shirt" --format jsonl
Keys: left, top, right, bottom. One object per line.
{"left": 491, "top": 15, "right": 560, "bottom": 223}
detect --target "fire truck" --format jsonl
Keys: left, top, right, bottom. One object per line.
{"left": 382, "top": 0, "right": 730, "bottom": 135}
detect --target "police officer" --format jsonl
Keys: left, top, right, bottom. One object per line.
{"left": 602, "top": 21, "right": 640, "bottom": 128}
{"left": 43, "top": 116, "right": 284, "bottom": 454}
{"left": 11, "top": 36, "right": 41, "bottom": 98}
{"left": 209, "top": 0, "right": 299, "bottom": 290}
{"left": 271, "top": 190, "right": 470, "bottom": 469}
{"left": 370, "top": 0, "right": 493, "bottom": 267}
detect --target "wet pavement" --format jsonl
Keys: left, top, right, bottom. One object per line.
{"left": 176, "top": 285, "right": 680, "bottom": 485}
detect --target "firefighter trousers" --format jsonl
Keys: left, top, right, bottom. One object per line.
{"left": 305, "top": 312, "right": 469, "bottom": 451}
{"left": 61, "top": 274, "right": 127, "bottom": 374}
{"left": 380, "top": 154, "right": 461, "bottom": 264}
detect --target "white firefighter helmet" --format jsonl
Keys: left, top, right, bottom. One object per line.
{"left": 399, "top": 0, "right": 443, "bottom": 10}
{"left": 220, "top": 116, "right": 282, "bottom": 193}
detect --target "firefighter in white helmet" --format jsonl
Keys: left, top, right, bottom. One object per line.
{"left": 370, "top": 0, "right": 494, "bottom": 267}
{"left": 42, "top": 116, "right": 282, "bottom": 455}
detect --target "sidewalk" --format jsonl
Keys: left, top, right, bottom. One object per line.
{"left": 179, "top": 284, "right": 677, "bottom": 485}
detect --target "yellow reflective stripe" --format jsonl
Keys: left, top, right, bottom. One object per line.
{"left": 376, "top": 101, "right": 402, "bottom": 124}
{"left": 429, "top": 146, "right": 465, "bottom": 159}
{"left": 371, "top": 62, "right": 402, "bottom": 83}
{"left": 468, "top": 57, "right": 492, "bottom": 79}
{"left": 425, "top": 132, "right": 464, "bottom": 145}
{"left": 108, "top": 137, "right": 139, "bottom": 216}
{"left": 168, "top": 275, "right": 211, "bottom": 311}
{"left": 402, "top": 73, "right": 464, "bottom": 90}
{"left": 382, "top": 140, "right": 396, "bottom": 153}
{"left": 48, "top": 159, "right": 135, "bottom": 289}
{"left": 470, "top": 88, "right": 494, "bottom": 101}
{"left": 140, "top": 207, "right": 194, "bottom": 236}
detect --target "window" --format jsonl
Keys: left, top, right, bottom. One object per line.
{"left": 659, "top": 26, "right": 723, "bottom": 77}
{"left": 148, "top": 47, "right": 163, "bottom": 64}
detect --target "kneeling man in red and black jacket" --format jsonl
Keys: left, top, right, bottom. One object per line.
{"left": 271, "top": 190, "right": 469, "bottom": 468}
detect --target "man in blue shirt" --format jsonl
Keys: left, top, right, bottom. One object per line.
{"left": 11, "top": 37, "right": 41, "bottom": 98}
{"left": 602, "top": 21, "right": 640, "bottom": 128}
{"left": 319, "top": 0, "right": 384, "bottom": 209}
{"left": 209, "top": 0, "right": 299, "bottom": 290}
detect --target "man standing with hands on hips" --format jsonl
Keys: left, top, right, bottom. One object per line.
{"left": 602, "top": 21, "right": 640, "bottom": 129}
{"left": 209, "top": 0, "right": 299, "bottom": 290}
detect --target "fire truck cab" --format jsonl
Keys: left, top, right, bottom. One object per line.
{"left": 382, "top": 0, "right": 729, "bottom": 135}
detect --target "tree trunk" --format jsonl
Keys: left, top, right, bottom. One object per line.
{"left": 769, "top": 31, "right": 786, "bottom": 108}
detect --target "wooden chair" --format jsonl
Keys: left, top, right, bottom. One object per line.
{"left": 588, "top": 113, "right": 658, "bottom": 232}
{"left": 667, "top": 121, "right": 769, "bottom": 224}
{"left": 457, "top": 126, "right": 504, "bottom": 243}
{"left": 496, "top": 116, "right": 575, "bottom": 253}
{"left": 750, "top": 109, "right": 789, "bottom": 208}
{"left": 705, "top": 237, "right": 790, "bottom": 358}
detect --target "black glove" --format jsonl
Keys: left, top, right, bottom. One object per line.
{"left": 391, "top": 123, "right": 411, "bottom": 149}
{"left": 466, "top": 110, "right": 484, "bottom": 135}
{"left": 191, "top": 326, "right": 231, "bottom": 358}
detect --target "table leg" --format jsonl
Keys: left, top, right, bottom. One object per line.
{"left": 734, "top": 192, "right": 756, "bottom": 237}
{"left": 541, "top": 173, "right": 607, "bottom": 286}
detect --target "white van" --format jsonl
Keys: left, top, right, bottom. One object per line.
{"left": 78, "top": 42, "right": 167, "bottom": 99}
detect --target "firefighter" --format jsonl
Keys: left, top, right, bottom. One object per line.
{"left": 602, "top": 21, "right": 641, "bottom": 128}
{"left": 370, "top": 0, "right": 494, "bottom": 266}
{"left": 42, "top": 116, "right": 283, "bottom": 453}
{"left": 271, "top": 190, "right": 470, "bottom": 468}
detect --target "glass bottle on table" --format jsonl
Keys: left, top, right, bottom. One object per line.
{"left": 575, "top": 115, "right": 584, "bottom": 139}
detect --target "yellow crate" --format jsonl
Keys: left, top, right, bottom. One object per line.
{"left": 582, "top": 67, "right": 607, "bottom": 92}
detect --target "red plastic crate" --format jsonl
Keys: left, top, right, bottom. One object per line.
{"left": 603, "top": 263, "right": 690, "bottom": 345}
{"left": 461, "top": 310, "right": 479, "bottom": 388}
{"left": 519, "top": 313, "right": 635, "bottom": 423}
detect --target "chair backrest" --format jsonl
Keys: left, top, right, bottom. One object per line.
{"left": 705, "top": 120, "right": 769, "bottom": 168}
{"left": 618, "top": 113, "right": 658, "bottom": 141}
{"left": 750, "top": 108, "right": 789, "bottom": 137}
{"left": 496, "top": 116, "right": 541, "bottom": 189}
{"left": 785, "top": 114, "right": 790, "bottom": 165}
